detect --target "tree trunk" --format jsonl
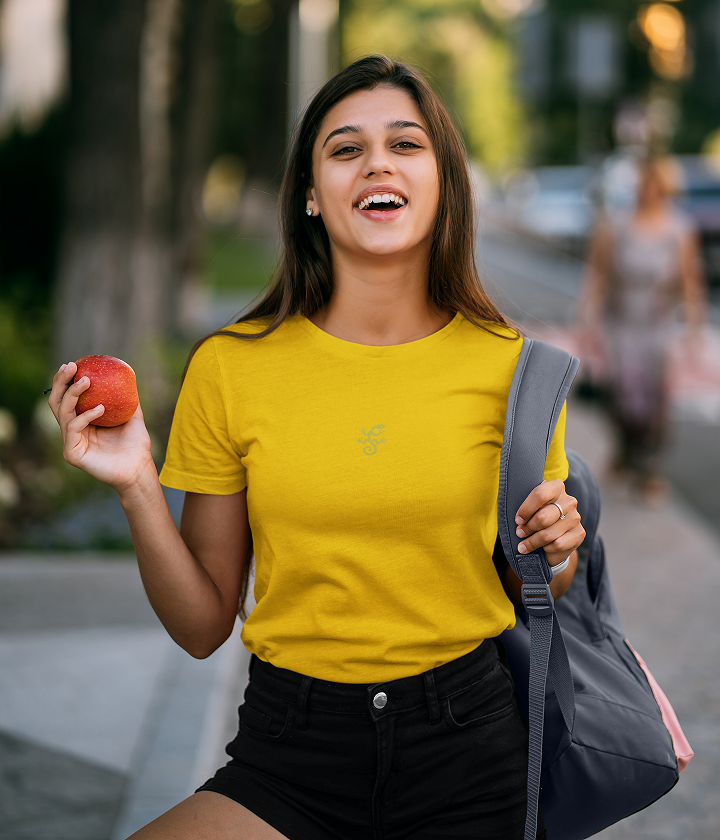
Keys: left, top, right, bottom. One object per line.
{"left": 55, "top": 0, "right": 148, "bottom": 366}
{"left": 54, "top": 0, "right": 220, "bottom": 419}
{"left": 170, "top": 0, "right": 220, "bottom": 336}
{"left": 245, "top": 0, "right": 295, "bottom": 184}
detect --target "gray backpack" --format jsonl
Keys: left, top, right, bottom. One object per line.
{"left": 498, "top": 338, "right": 693, "bottom": 840}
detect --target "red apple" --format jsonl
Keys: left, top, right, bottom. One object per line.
{"left": 74, "top": 355, "right": 139, "bottom": 427}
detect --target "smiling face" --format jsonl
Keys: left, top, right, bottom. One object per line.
{"left": 307, "top": 85, "right": 440, "bottom": 263}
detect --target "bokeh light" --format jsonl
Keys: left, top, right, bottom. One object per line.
{"left": 638, "top": 3, "right": 689, "bottom": 81}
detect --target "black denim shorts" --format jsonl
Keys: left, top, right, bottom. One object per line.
{"left": 197, "top": 638, "right": 545, "bottom": 840}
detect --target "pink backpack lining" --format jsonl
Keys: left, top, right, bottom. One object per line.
{"left": 625, "top": 640, "right": 694, "bottom": 773}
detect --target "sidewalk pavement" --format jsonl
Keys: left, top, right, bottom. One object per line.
{"left": 566, "top": 401, "right": 720, "bottom": 840}
{"left": 0, "top": 399, "right": 718, "bottom": 840}
{"left": 0, "top": 558, "right": 251, "bottom": 840}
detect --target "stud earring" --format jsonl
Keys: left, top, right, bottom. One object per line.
{"left": 306, "top": 209, "right": 313, "bottom": 216}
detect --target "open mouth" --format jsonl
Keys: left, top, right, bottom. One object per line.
{"left": 356, "top": 193, "right": 407, "bottom": 212}
{"left": 366, "top": 201, "right": 401, "bottom": 212}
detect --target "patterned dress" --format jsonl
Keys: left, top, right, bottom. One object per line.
{"left": 603, "top": 210, "right": 693, "bottom": 474}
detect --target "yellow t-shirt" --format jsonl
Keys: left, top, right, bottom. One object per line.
{"left": 160, "top": 312, "right": 568, "bottom": 682}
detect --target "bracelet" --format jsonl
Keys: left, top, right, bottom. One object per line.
{"left": 549, "top": 556, "right": 571, "bottom": 577}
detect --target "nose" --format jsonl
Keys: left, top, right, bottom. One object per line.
{"left": 362, "top": 142, "right": 396, "bottom": 178}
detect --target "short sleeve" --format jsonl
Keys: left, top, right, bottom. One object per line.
{"left": 159, "top": 338, "right": 247, "bottom": 494}
{"left": 542, "top": 402, "right": 569, "bottom": 482}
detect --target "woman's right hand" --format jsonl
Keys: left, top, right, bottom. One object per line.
{"left": 47, "top": 361, "right": 155, "bottom": 494}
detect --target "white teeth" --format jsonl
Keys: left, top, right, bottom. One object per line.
{"left": 357, "top": 193, "right": 406, "bottom": 209}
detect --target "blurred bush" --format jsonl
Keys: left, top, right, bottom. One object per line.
{"left": 0, "top": 285, "right": 51, "bottom": 428}
{"left": 204, "top": 230, "right": 277, "bottom": 291}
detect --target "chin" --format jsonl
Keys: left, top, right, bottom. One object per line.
{"left": 356, "top": 234, "right": 423, "bottom": 258}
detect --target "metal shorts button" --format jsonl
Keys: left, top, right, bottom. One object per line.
{"left": 373, "top": 691, "right": 388, "bottom": 709}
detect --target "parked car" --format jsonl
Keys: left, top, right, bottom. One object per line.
{"left": 504, "top": 166, "right": 596, "bottom": 256}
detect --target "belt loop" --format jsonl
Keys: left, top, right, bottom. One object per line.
{"left": 295, "top": 675, "right": 313, "bottom": 730}
{"left": 423, "top": 670, "right": 441, "bottom": 724}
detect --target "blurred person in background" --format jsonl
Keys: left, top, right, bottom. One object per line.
{"left": 578, "top": 156, "right": 705, "bottom": 502}
{"left": 47, "top": 56, "right": 585, "bottom": 840}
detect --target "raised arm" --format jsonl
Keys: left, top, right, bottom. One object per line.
{"left": 48, "top": 362, "right": 250, "bottom": 658}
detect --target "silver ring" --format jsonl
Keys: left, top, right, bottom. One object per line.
{"left": 552, "top": 501, "right": 566, "bottom": 520}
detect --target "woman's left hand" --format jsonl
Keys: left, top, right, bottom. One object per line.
{"left": 515, "top": 479, "right": 585, "bottom": 570}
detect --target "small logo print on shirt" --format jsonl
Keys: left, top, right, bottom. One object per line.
{"left": 358, "top": 425, "right": 385, "bottom": 455}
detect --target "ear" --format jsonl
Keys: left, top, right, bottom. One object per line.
{"left": 305, "top": 183, "right": 316, "bottom": 203}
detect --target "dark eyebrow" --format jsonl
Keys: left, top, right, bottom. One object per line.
{"left": 322, "top": 124, "right": 362, "bottom": 148}
{"left": 385, "top": 119, "right": 427, "bottom": 135}
{"left": 321, "top": 119, "right": 428, "bottom": 149}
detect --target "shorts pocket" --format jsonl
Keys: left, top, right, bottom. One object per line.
{"left": 442, "top": 662, "right": 517, "bottom": 731}
{"left": 239, "top": 689, "right": 294, "bottom": 742}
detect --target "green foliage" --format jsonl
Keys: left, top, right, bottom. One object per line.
{"left": 0, "top": 108, "right": 62, "bottom": 427}
{"left": 0, "top": 281, "right": 52, "bottom": 428}
{"left": 204, "top": 228, "right": 278, "bottom": 290}
{"left": 341, "top": 0, "right": 526, "bottom": 174}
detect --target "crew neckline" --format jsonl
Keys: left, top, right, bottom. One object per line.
{"left": 296, "top": 311, "right": 464, "bottom": 357}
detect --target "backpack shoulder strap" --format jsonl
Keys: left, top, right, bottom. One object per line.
{"left": 497, "top": 336, "right": 580, "bottom": 840}
{"left": 498, "top": 337, "right": 579, "bottom": 575}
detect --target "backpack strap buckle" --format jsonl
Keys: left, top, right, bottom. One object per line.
{"left": 521, "top": 583, "right": 554, "bottom": 617}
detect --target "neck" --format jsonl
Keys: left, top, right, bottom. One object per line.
{"left": 310, "top": 245, "right": 451, "bottom": 346}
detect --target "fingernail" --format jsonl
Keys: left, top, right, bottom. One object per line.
{"left": 516, "top": 528, "right": 526, "bottom": 538}
{"left": 59, "top": 364, "right": 66, "bottom": 372}
{"left": 515, "top": 516, "right": 525, "bottom": 525}
{"left": 518, "top": 543, "right": 527, "bottom": 554}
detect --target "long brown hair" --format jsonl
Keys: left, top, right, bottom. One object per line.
{"left": 190, "top": 54, "right": 511, "bottom": 358}
{"left": 187, "top": 55, "right": 516, "bottom": 616}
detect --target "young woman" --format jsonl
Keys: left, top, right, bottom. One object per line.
{"left": 49, "top": 56, "right": 585, "bottom": 840}
{"left": 579, "top": 157, "right": 705, "bottom": 500}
